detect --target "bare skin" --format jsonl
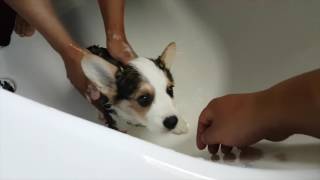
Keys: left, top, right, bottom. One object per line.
{"left": 11, "top": 0, "right": 136, "bottom": 62}
{"left": 197, "top": 69, "right": 320, "bottom": 155}
{"left": 4, "top": 0, "right": 136, "bottom": 121}
{"left": 14, "top": 14, "right": 35, "bottom": 37}
{"left": 4, "top": 0, "right": 135, "bottom": 92}
{"left": 98, "top": 0, "right": 137, "bottom": 63}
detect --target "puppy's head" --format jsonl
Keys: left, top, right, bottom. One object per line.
{"left": 81, "top": 42, "right": 188, "bottom": 134}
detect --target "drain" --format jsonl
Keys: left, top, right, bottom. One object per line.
{"left": 0, "top": 78, "right": 16, "bottom": 92}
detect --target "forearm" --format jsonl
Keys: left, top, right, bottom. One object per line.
{"left": 263, "top": 69, "right": 320, "bottom": 138}
{"left": 4, "top": 0, "right": 78, "bottom": 57}
{"left": 97, "top": 0, "right": 136, "bottom": 63}
{"left": 98, "top": 0, "right": 126, "bottom": 38}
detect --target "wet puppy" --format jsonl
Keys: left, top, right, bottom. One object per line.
{"left": 81, "top": 42, "right": 188, "bottom": 134}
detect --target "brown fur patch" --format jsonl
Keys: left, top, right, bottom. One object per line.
{"left": 128, "top": 83, "right": 155, "bottom": 118}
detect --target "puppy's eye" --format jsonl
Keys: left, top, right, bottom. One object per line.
{"left": 166, "top": 85, "right": 174, "bottom": 97}
{"left": 137, "top": 94, "right": 153, "bottom": 107}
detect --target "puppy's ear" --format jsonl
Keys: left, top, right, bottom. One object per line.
{"left": 81, "top": 54, "right": 118, "bottom": 94}
{"left": 160, "top": 42, "right": 176, "bottom": 68}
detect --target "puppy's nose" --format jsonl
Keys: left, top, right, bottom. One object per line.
{"left": 163, "top": 116, "right": 178, "bottom": 130}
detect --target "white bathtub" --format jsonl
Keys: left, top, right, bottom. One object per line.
{"left": 1, "top": 0, "right": 319, "bottom": 179}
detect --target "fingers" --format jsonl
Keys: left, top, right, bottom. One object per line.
{"left": 196, "top": 106, "right": 214, "bottom": 149}
{"left": 208, "top": 144, "right": 219, "bottom": 154}
{"left": 24, "top": 24, "right": 35, "bottom": 36}
{"left": 221, "top": 145, "right": 233, "bottom": 154}
{"left": 197, "top": 99, "right": 234, "bottom": 155}
{"left": 196, "top": 123, "right": 207, "bottom": 150}
{"left": 21, "top": 20, "right": 27, "bottom": 36}
{"left": 14, "top": 18, "right": 23, "bottom": 36}
{"left": 201, "top": 123, "right": 219, "bottom": 145}
{"left": 14, "top": 16, "right": 35, "bottom": 37}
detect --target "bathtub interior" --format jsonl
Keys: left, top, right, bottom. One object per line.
{"left": 1, "top": 0, "right": 320, "bottom": 171}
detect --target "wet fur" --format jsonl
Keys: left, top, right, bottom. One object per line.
{"left": 87, "top": 46, "right": 143, "bottom": 102}
{"left": 85, "top": 44, "right": 188, "bottom": 134}
{"left": 87, "top": 45, "right": 173, "bottom": 101}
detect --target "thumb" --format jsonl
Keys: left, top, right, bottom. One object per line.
{"left": 197, "top": 107, "right": 214, "bottom": 149}
{"left": 201, "top": 124, "right": 220, "bottom": 145}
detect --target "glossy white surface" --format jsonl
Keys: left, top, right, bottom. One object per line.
{"left": 1, "top": 89, "right": 319, "bottom": 180}
{"left": 1, "top": 0, "right": 320, "bottom": 179}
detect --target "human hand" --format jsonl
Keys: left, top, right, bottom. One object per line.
{"left": 196, "top": 92, "right": 293, "bottom": 155}
{"left": 62, "top": 44, "right": 89, "bottom": 94}
{"left": 107, "top": 33, "right": 137, "bottom": 63}
{"left": 61, "top": 44, "right": 112, "bottom": 123}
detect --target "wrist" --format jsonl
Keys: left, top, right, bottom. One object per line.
{"left": 253, "top": 89, "right": 296, "bottom": 140}
{"left": 107, "top": 30, "right": 126, "bottom": 42}
{"left": 60, "top": 43, "right": 85, "bottom": 64}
